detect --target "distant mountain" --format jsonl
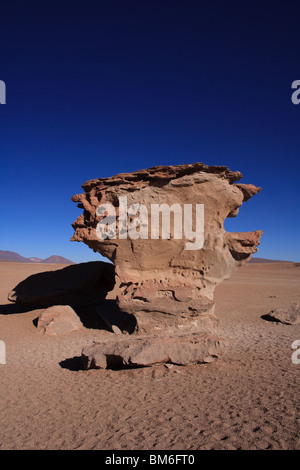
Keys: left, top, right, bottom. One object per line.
{"left": 249, "top": 257, "right": 292, "bottom": 263}
{"left": 41, "top": 255, "right": 75, "bottom": 264}
{"left": 0, "top": 250, "right": 292, "bottom": 266}
{"left": 0, "top": 250, "right": 74, "bottom": 264}
{"left": 0, "top": 251, "right": 29, "bottom": 262}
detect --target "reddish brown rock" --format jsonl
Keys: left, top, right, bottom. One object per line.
{"left": 37, "top": 305, "right": 83, "bottom": 335}
{"left": 81, "top": 333, "right": 229, "bottom": 369}
{"left": 265, "top": 303, "right": 300, "bottom": 325}
{"left": 72, "top": 163, "right": 263, "bottom": 334}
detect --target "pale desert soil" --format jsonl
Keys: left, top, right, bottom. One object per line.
{"left": 0, "top": 261, "right": 299, "bottom": 450}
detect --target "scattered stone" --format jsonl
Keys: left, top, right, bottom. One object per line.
{"left": 37, "top": 305, "right": 83, "bottom": 335}
{"left": 265, "top": 303, "right": 300, "bottom": 325}
{"left": 111, "top": 325, "right": 123, "bottom": 335}
{"left": 81, "top": 333, "right": 228, "bottom": 369}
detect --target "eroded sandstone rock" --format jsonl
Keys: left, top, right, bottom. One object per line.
{"left": 37, "top": 305, "right": 83, "bottom": 335}
{"left": 71, "top": 163, "right": 263, "bottom": 334}
{"left": 265, "top": 303, "right": 300, "bottom": 325}
{"left": 82, "top": 333, "right": 229, "bottom": 369}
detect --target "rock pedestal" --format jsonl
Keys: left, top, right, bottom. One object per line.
{"left": 72, "top": 163, "right": 263, "bottom": 335}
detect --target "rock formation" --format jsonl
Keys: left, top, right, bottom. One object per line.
{"left": 37, "top": 305, "right": 83, "bottom": 335}
{"left": 265, "top": 303, "right": 300, "bottom": 325}
{"left": 82, "top": 333, "right": 229, "bottom": 369}
{"left": 71, "top": 162, "right": 263, "bottom": 335}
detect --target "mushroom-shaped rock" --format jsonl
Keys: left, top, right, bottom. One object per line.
{"left": 71, "top": 163, "right": 263, "bottom": 334}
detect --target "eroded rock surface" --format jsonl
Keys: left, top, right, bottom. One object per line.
{"left": 265, "top": 303, "right": 300, "bottom": 325}
{"left": 72, "top": 163, "right": 263, "bottom": 334}
{"left": 37, "top": 305, "right": 83, "bottom": 335}
{"left": 82, "top": 333, "right": 229, "bottom": 369}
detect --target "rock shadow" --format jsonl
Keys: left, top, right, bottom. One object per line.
{"left": 2, "top": 261, "right": 137, "bottom": 334}
{"left": 2, "top": 298, "right": 137, "bottom": 335}
{"left": 74, "top": 300, "right": 137, "bottom": 334}
{"left": 59, "top": 354, "right": 147, "bottom": 371}
{"left": 261, "top": 313, "right": 280, "bottom": 323}
{"left": 7, "top": 261, "right": 115, "bottom": 308}
{"left": 0, "top": 303, "right": 37, "bottom": 315}
{"left": 59, "top": 356, "right": 85, "bottom": 371}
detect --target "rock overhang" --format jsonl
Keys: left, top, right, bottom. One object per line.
{"left": 71, "top": 162, "right": 263, "bottom": 336}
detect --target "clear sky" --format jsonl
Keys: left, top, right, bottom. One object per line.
{"left": 1, "top": 1, "right": 299, "bottom": 263}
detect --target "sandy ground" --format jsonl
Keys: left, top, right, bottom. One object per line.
{"left": 0, "top": 261, "right": 299, "bottom": 450}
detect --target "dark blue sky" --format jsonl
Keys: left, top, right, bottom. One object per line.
{"left": 1, "top": 1, "right": 299, "bottom": 262}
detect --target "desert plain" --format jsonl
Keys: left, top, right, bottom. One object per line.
{"left": 0, "top": 260, "right": 299, "bottom": 450}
